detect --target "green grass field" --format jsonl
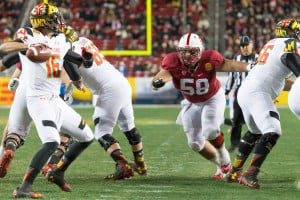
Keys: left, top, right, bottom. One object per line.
{"left": 0, "top": 106, "right": 300, "bottom": 200}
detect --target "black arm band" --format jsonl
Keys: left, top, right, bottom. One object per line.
{"left": 2, "top": 52, "right": 20, "bottom": 68}
{"left": 64, "top": 49, "right": 83, "bottom": 66}
{"left": 152, "top": 78, "right": 165, "bottom": 88}
{"left": 63, "top": 60, "right": 81, "bottom": 81}
{"left": 281, "top": 53, "right": 300, "bottom": 77}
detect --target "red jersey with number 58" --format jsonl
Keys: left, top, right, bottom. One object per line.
{"left": 161, "top": 50, "right": 224, "bottom": 103}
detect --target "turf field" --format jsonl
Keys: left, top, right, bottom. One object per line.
{"left": 0, "top": 106, "right": 300, "bottom": 199}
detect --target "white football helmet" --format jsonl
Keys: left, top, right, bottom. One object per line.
{"left": 177, "top": 33, "right": 204, "bottom": 66}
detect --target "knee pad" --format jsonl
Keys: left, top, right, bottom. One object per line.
{"left": 98, "top": 134, "right": 119, "bottom": 151}
{"left": 240, "top": 131, "right": 262, "bottom": 146}
{"left": 4, "top": 133, "right": 24, "bottom": 149}
{"left": 255, "top": 132, "right": 280, "bottom": 154}
{"left": 48, "top": 147, "right": 65, "bottom": 165}
{"left": 238, "top": 131, "right": 261, "bottom": 156}
{"left": 59, "top": 132, "right": 73, "bottom": 152}
{"left": 123, "top": 128, "right": 142, "bottom": 145}
{"left": 209, "top": 132, "right": 224, "bottom": 148}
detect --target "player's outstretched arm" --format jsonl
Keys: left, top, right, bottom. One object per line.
{"left": 0, "top": 52, "right": 20, "bottom": 72}
{"left": 0, "top": 41, "right": 27, "bottom": 54}
{"left": 151, "top": 69, "right": 172, "bottom": 90}
{"left": 217, "top": 59, "right": 249, "bottom": 72}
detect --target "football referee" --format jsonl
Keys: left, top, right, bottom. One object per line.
{"left": 224, "top": 36, "right": 258, "bottom": 152}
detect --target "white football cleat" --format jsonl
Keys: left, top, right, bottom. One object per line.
{"left": 220, "top": 149, "right": 232, "bottom": 173}
{"left": 211, "top": 167, "right": 224, "bottom": 179}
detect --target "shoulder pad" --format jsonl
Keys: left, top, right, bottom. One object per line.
{"left": 24, "top": 27, "right": 33, "bottom": 36}
{"left": 14, "top": 28, "right": 29, "bottom": 42}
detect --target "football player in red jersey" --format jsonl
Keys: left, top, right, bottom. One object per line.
{"left": 152, "top": 33, "right": 249, "bottom": 178}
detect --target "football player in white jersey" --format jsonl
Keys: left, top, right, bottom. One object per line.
{"left": 225, "top": 18, "right": 299, "bottom": 189}
{"left": 0, "top": 53, "right": 75, "bottom": 178}
{"left": 0, "top": 3, "right": 94, "bottom": 198}
{"left": 69, "top": 34, "right": 147, "bottom": 180}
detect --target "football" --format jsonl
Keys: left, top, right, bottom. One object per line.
{"left": 26, "top": 43, "right": 51, "bottom": 63}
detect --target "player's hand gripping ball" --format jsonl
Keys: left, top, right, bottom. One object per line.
{"left": 26, "top": 43, "right": 51, "bottom": 63}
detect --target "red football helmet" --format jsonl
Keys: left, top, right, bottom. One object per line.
{"left": 30, "top": 3, "right": 64, "bottom": 32}
{"left": 177, "top": 33, "right": 204, "bottom": 66}
{"left": 275, "top": 18, "right": 300, "bottom": 40}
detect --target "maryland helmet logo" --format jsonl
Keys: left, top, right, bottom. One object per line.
{"left": 284, "top": 39, "right": 297, "bottom": 53}
{"left": 275, "top": 29, "right": 287, "bottom": 37}
{"left": 275, "top": 18, "right": 300, "bottom": 38}
{"left": 30, "top": 3, "right": 62, "bottom": 32}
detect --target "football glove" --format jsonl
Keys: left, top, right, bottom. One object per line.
{"left": 63, "top": 94, "right": 73, "bottom": 105}
{"left": 63, "top": 83, "right": 75, "bottom": 105}
{"left": 8, "top": 78, "right": 19, "bottom": 92}
{"left": 81, "top": 48, "right": 93, "bottom": 68}
{"left": 152, "top": 78, "right": 165, "bottom": 90}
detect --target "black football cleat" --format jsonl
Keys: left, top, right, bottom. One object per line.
{"left": 225, "top": 167, "right": 242, "bottom": 183}
{"left": 104, "top": 160, "right": 134, "bottom": 180}
{"left": 13, "top": 187, "right": 44, "bottom": 199}
{"left": 0, "top": 149, "right": 14, "bottom": 178}
{"left": 46, "top": 170, "right": 72, "bottom": 192}
{"left": 238, "top": 166, "right": 260, "bottom": 189}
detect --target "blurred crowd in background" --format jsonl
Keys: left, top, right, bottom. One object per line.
{"left": 0, "top": 0, "right": 300, "bottom": 77}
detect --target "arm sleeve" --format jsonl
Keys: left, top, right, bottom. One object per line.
{"left": 2, "top": 52, "right": 20, "bottom": 68}
{"left": 281, "top": 53, "right": 300, "bottom": 77}
{"left": 63, "top": 49, "right": 83, "bottom": 81}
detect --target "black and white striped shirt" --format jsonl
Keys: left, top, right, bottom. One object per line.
{"left": 225, "top": 53, "right": 258, "bottom": 95}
